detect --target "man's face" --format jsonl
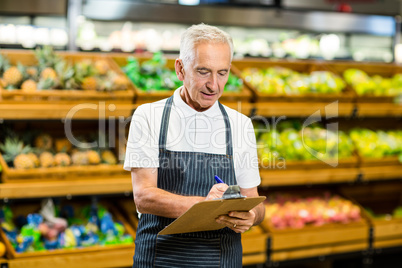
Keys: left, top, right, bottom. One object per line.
{"left": 177, "top": 42, "right": 231, "bottom": 112}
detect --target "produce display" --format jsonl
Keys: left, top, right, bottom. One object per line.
{"left": 365, "top": 206, "right": 402, "bottom": 220}
{"left": 343, "top": 68, "right": 402, "bottom": 96}
{"left": 349, "top": 128, "right": 402, "bottom": 159}
{"left": 255, "top": 121, "right": 354, "bottom": 164}
{"left": 241, "top": 67, "right": 345, "bottom": 95}
{"left": 0, "top": 46, "right": 129, "bottom": 92}
{"left": 123, "top": 52, "right": 243, "bottom": 92}
{"left": 0, "top": 131, "right": 118, "bottom": 170}
{"left": 262, "top": 192, "right": 362, "bottom": 229}
{"left": 0, "top": 198, "right": 133, "bottom": 253}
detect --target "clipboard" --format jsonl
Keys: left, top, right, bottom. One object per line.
{"left": 158, "top": 196, "right": 266, "bottom": 235}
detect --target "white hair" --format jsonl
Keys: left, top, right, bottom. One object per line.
{"left": 179, "top": 23, "right": 234, "bottom": 68}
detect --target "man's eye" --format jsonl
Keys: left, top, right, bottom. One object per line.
{"left": 199, "top": 71, "right": 208, "bottom": 75}
{"left": 219, "top": 72, "right": 228, "bottom": 76}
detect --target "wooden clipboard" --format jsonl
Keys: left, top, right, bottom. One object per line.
{"left": 158, "top": 196, "right": 266, "bottom": 235}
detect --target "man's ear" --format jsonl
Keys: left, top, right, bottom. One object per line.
{"left": 175, "top": 59, "right": 185, "bottom": 81}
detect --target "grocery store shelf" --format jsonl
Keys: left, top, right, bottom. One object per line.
{"left": 355, "top": 103, "right": 402, "bottom": 117}
{"left": 6, "top": 246, "right": 134, "bottom": 268}
{"left": 243, "top": 253, "right": 266, "bottom": 266}
{"left": 0, "top": 177, "right": 132, "bottom": 199}
{"left": 0, "top": 104, "right": 137, "bottom": 120}
{"left": 260, "top": 167, "right": 360, "bottom": 186}
{"left": 374, "top": 238, "right": 402, "bottom": 249}
{"left": 252, "top": 102, "right": 354, "bottom": 117}
{"left": 360, "top": 165, "right": 401, "bottom": 181}
{"left": 270, "top": 242, "right": 368, "bottom": 262}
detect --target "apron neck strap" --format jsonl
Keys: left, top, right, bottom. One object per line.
{"left": 158, "top": 96, "right": 174, "bottom": 151}
{"left": 218, "top": 101, "right": 233, "bottom": 156}
{"left": 158, "top": 96, "right": 233, "bottom": 156}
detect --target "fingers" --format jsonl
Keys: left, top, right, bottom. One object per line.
{"left": 205, "top": 183, "right": 229, "bottom": 200}
{"left": 216, "top": 213, "right": 254, "bottom": 234}
{"left": 214, "top": 183, "right": 229, "bottom": 193}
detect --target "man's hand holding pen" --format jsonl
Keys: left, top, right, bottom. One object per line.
{"left": 210, "top": 175, "right": 256, "bottom": 233}
{"left": 205, "top": 183, "right": 229, "bottom": 200}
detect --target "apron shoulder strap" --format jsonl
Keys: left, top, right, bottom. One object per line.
{"left": 158, "top": 96, "right": 174, "bottom": 151}
{"left": 218, "top": 101, "right": 233, "bottom": 157}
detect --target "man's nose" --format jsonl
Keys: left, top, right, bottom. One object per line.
{"left": 206, "top": 74, "right": 218, "bottom": 91}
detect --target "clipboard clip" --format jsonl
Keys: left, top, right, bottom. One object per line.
{"left": 222, "top": 185, "right": 245, "bottom": 199}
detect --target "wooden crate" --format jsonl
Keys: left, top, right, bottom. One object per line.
{"left": 231, "top": 58, "right": 355, "bottom": 103}
{"left": 357, "top": 156, "right": 401, "bottom": 181}
{"left": 0, "top": 199, "right": 136, "bottom": 260}
{"left": 242, "top": 225, "right": 268, "bottom": 255}
{"left": 0, "top": 154, "right": 127, "bottom": 182}
{"left": 324, "top": 61, "right": 401, "bottom": 103}
{"left": 5, "top": 246, "right": 134, "bottom": 268}
{"left": 358, "top": 156, "right": 400, "bottom": 167}
{"left": 0, "top": 120, "right": 128, "bottom": 182}
{"left": 340, "top": 182, "right": 402, "bottom": 249}
{"left": 273, "top": 157, "right": 359, "bottom": 170}
{"left": 0, "top": 134, "right": 127, "bottom": 182}
{"left": 269, "top": 240, "right": 368, "bottom": 262}
{"left": 259, "top": 157, "right": 360, "bottom": 186}
{"left": 260, "top": 189, "right": 369, "bottom": 262}
{"left": 262, "top": 216, "right": 368, "bottom": 251}
{"left": 110, "top": 52, "right": 254, "bottom": 105}
{"left": 0, "top": 50, "right": 135, "bottom": 105}
{"left": 242, "top": 225, "right": 268, "bottom": 266}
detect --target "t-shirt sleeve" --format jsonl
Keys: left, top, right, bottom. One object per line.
{"left": 123, "top": 104, "right": 160, "bottom": 171}
{"left": 234, "top": 117, "right": 261, "bottom": 189}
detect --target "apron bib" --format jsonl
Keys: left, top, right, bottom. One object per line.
{"left": 133, "top": 96, "right": 242, "bottom": 268}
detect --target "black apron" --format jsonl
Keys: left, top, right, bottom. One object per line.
{"left": 133, "top": 96, "right": 242, "bottom": 267}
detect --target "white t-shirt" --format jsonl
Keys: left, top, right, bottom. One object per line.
{"left": 124, "top": 87, "right": 261, "bottom": 189}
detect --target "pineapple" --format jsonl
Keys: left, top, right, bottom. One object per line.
{"left": 101, "top": 150, "right": 117, "bottom": 165}
{"left": 98, "top": 77, "right": 113, "bottom": 92}
{"left": 0, "top": 53, "right": 10, "bottom": 74}
{"left": 71, "top": 151, "right": 89, "bottom": 166}
{"left": 37, "top": 78, "right": 57, "bottom": 90}
{"left": 34, "top": 46, "right": 62, "bottom": 89}
{"left": 21, "top": 79, "right": 37, "bottom": 92}
{"left": 39, "top": 151, "right": 54, "bottom": 168}
{"left": 34, "top": 45, "right": 62, "bottom": 69}
{"left": 34, "top": 134, "right": 53, "bottom": 151}
{"left": 81, "top": 77, "right": 98, "bottom": 91}
{"left": 87, "top": 150, "right": 101, "bottom": 165}
{"left": 54, "top": 152, "right": 71, "bottom": 167}
{"left": 94, "top": 60, "right": 109, "bottom": 75}
{"left": 73, "top": 60, "right": 96, "bottom": 85}
{"left": 112, "top": 74, "right": 129, "bottom": 91}
{"left": 74, "top": 60, "right": 95, "bottom": 79}
{"left": 26, "top": 152, "right": 40, "bottom": 167}
{"left": 40, "top": 67, "right": 57, "bottom": 80}
{"left": 55, "top": 138, "right": 72, "bottom": 153}
{"left": 0, "top": 137, "right": 33, "bottom": 169}
{"left": 13, "top": 154, "right": 35, "bottom": 170}
{"left": 26, "top": 67, "right": 39, "bottom": 79}
{"left": 0, "top": 78, "right": 7, "bottom": 89}
{"left": 55, "top": 61, "right": 75, "bottom": 89}
{"left": 3, "top": 66, "right": 23, "bottom": 86}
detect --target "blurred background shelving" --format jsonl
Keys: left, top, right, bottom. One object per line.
{"left": 0, "top": 0, "right": 400, "bottom": 63}
{"left": 0, "top": 1, "right": 401, "bottom": 268}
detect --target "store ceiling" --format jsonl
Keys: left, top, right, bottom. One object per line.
{"left": 82, "top": 0, "right": 396, "bottom": 36}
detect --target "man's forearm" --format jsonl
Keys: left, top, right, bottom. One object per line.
{"left": 134, "top": 186, "right": 204, "bottom": 219}
{"left": 252, "top": 203, "right": 265, "bottom": 226}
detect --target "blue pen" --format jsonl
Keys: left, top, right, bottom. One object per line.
{"left": 214, "top": 175, "right": 224, "bottom": 184}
